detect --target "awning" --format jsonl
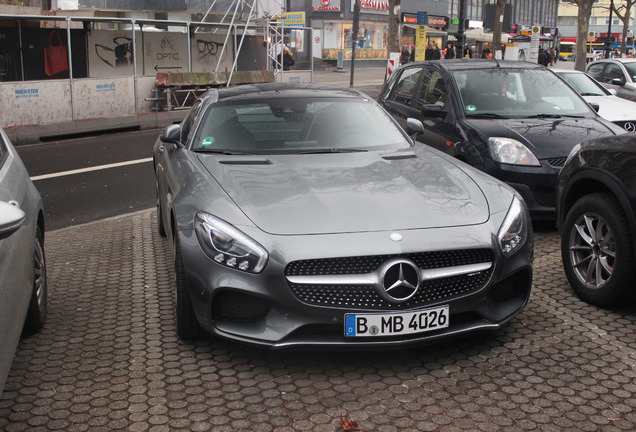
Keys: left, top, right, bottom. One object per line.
{"left": 464, "top": 28, "right": 512, "bottom": 43}
{"left": 402, "top": 23, "right": 447, "bottom": 37}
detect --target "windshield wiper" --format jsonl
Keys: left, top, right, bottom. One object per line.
{"left": 294, "top": 148, "right": 368, "bottom": 154}
{"left": 580, "top": 92, "right": 604, "bottom": 96}
{"left": 194, "top": 148, "right": 256, "bottom": 155}
{"left": 466, "top": 113, "right": 509, "bottom": 119}
{"left": 525, "top": 113, "right": 562, "bottom": 119}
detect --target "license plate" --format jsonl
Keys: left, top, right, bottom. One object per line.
{"left": 345, "top": 306, "right": 449, "bottom": 337}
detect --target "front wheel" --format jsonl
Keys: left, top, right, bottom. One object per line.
{"left": 175, "top": 235, "right": 202, "bottom": 340}
{"left": 561, "top": 193, "right": 635, "bottom": 307}
{"left": 23, "top": 225, "right": 47, "bottom": 335}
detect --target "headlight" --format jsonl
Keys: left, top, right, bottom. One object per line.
{"left": 498, "top": 197, "right": 528, "bottom": 257}
{"left": 488, "top": 137, "right": 541, "bottom": 166}
{"left": 194, "top": 212, "right": 268, "bottom": 273}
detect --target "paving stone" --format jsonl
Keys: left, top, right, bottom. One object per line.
{"left": 0, "top": 213, "right": 634, "bottom": 431}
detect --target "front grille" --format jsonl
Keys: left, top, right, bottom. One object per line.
{"left": 286, "top": 249, "right": 494, "bottom": 310}
{"left": 533, "top": 190, "right": 556, "bottom": 208}
{"left": 286, "top": 249, "right": 493, "bottom": 276}
{"left": 546, "top": 157, "right": 567, "bottom": 168}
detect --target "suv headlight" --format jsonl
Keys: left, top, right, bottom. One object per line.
{"left": 488, "top": 137, "right": 541, "bottom": 166}
{"left": 194, "top": 212, "right": 268, "bottom": 273}
{"left": 498, "top": 197, "right": 528, "bottom": 257}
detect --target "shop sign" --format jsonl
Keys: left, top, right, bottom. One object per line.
{"left": 353, "top": 0, "right": 388, "bottom": 15}
{"left": 281, "top": 12, "right": 306, "bottom": 26}
{"left": 312, "top": 0, "right": 341, "bottom": 12}
{"left": 402, "top": 13, "right": 448, "bottom": 29}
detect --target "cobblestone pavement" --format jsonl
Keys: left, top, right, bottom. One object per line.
{"left": 1, "top": 210, "right": 635, "bottom": 432}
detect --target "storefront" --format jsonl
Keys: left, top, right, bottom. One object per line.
{"left": 309, "top": 0, "right": 389, "bottom": 60}
{"left": 400, "top": 13, "right": 448, "bottom": 52}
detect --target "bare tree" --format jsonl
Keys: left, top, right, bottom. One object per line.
{"left": 388, "top": 0, "right": 401, "bottom": 55}
{"left": 573, "top": 0, "right": 596, "bottom": 71}
{"left": 610, "top": 0, "right": 636, "bottom": 55}
{"left": 491, "top": 0, "right": 507, "bottom": 56}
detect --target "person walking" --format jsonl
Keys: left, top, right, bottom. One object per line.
{"left": 444, "top": 42, "right": 456, "bottom": 59}
{"left": 280, "top": 46, "right": 295, "bottom": 71}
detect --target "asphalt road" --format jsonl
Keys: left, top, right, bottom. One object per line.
{"left": 16, "top": 129, "right": 159, "bottom": 231}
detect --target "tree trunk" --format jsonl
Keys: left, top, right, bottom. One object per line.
{"left": 491, "top": 0, "right": 506, "bottom": 56}
{"left": 575, "top": 0, "right": 594, "bottom": 71}
{"left": 388, "top": 0, "right": 401, "bottom": 55}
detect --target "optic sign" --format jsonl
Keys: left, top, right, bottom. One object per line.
{"left": 312, "top": 0, "right": 340, "bottom": 12}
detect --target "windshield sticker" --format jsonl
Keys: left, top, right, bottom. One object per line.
{"left": 201, "top": 137, "right": 215, "bottom": 146}
{"left": 466, "top": 105, "right": 476, "bottom": 112}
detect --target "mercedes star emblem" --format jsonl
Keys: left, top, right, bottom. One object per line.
{"left": 379, "top": 259, "right": 421, "bottom": 302}
{"left": 624, "top": 122, "right": 636, "bottom": 132}
{"left": 390, "top": 232, "right": 403, "bottom": 242}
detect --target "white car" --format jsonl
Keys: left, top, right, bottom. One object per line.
{"left": 557, "top": 69, "right": 636, "bottom": 132}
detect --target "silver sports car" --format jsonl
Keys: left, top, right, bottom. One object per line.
{"left": 153, "top": 83, "right": 533, "bottom": 348}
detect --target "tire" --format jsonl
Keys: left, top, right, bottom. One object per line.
{"left": 175, "top": 235, "right": 201, "bottom": 340}
{"left": 561, "top": 193, "right": 635, "bottom": 307}
{"left": 23, "top": 225, "right": 47, "bottom": 336}
{"left": 156, "top": 179, "right": 166, "bottom": 238}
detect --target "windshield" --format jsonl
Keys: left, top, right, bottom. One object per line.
{"left": 192, "top": 98, "right": 410, "bottom": 154}
{"left": 558, "top": 72, "right": 610, "bottom": 96}
{"left": 452, "top": 68, "right": 595, "bottom": 118}
{"left": 623, "top": 62, "right": 636, "bottom": 82}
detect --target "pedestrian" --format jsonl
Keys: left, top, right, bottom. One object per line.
{"left": 400, "top": 46, "right": 411, "bottom": 65}
{"left": 444, "top": 42, "right": 455, "bottom": 60}
{"left": 481, "top": 44, "right": 491, "bottom": 59}
{"left": 464, "top": 46, "right": 472, "bottom": 58}
{"left": 410, "top": 46, "right": 415, "bottom": 62}
{"left": 425, "top": 44, "right": 434, "bottom": 60}
{"left": 538, "top": 47, "right": 550, "bottom": 67}
{"left": 280, "top": 45, "right": 295, "bottom": 71}
{"left": 550, "top": 48, "right": 557, "bottom": 64}
{"left": 432, "top": 43, "right": 441, "bottom": 60}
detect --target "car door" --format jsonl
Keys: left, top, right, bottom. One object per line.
{"left": 380, "top": 66, "right": 424, "bottom": 130}
{"left": 0, "top": 132, "right": 34, "bottom": 391}
{"left": 156, "top": 100, "right": 202, "bottom": 242}
{"left": 412, "top": 66, "right": 462, "bottom": 154}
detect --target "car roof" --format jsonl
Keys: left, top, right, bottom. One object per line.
{"left": 591, "top": 58, "right": 636, "bottom": 64}
{"left": 399, "top": 59, "right": 546, "bottom": 72}
{"left": 200, "top": 83, "right": 369, "bottom": 105}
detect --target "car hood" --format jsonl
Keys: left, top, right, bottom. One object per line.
{"left": 198, "top": 149, "right": 490, "bottom": 235}
{"left": 583, "top": 95, "right": 636, "bottom": 122}
{"left": 465, "top": 117, "right": 618, "bottom": 158}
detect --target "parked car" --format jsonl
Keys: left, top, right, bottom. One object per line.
{"left": 586, "top": 58, "right": 636, "bottom": 101}
{"left": 378, "top": 59, "right": 624, "bottom": 219}
{"left": 0, "top": 128, "right": 47, "bottom": 394}
{"left": 558, "top": 133, "right": 636, "bottom": 307}
{"left": 556, "top": 69, "right": 636, "bottom": 132}
{"left": 153, "top": 83, "right": 533, "bottom": 348}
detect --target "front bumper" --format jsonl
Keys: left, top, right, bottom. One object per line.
{"left": 483, "top": 159, "right": 562, "bottom": 219}
{"left": 178, "top": 223, "right": 533, "bottom": 349}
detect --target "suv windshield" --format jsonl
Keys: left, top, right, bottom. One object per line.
{"left": 452, "top": 68, "right": 594, "bottom": 118}
{"left": 192, "top": 98, "right": 410, "bottom": 154}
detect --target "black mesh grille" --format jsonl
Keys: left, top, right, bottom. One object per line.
{"left": 212, "top": 291, "right": 271, "bottom": 323}
{"left": 546, "top": 157, "right": 567, "bottom": 168}
{"left": 286, "top": 249, "right": 493, "bottom": 276}
{"left": 533, "top": 190, "right": 556, "bottom": 208}
{"left": 286, "top": 249, "right": 494, "bottom": 310}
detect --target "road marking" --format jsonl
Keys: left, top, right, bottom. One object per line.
{"left": 31, "top": 157, "right": 153, "bottom": 181}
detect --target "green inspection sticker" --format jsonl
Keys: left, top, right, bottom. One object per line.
{"left": 466, "top": 105, "right": 476, "bottom": 112}
{"left": 201, "top": 137, "right": 215, "bottom": 146}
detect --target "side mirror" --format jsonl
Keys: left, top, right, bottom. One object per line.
{"left": 160, "top": 124, "right": 183, "bottom": 146}
{"left": 406, "top": 118, "right": 425, "bottom": 136}
{"left": 0, "top": 201, "right": 25, "bottom": 240}
{"left": 611, "top": 77, "right": 626, "bottom": 86}
{"left": 588, "top": 102, "right": 600, "bottom": 112}
{"left": 421, "top": 104, "right": 446, "bottom": 118}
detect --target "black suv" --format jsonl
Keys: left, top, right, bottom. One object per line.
{"left": 558, "top": 133, "right": 636, "bottom": 307}
{"left": 378, "top": 59, "right": 624, "bottom": 219}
